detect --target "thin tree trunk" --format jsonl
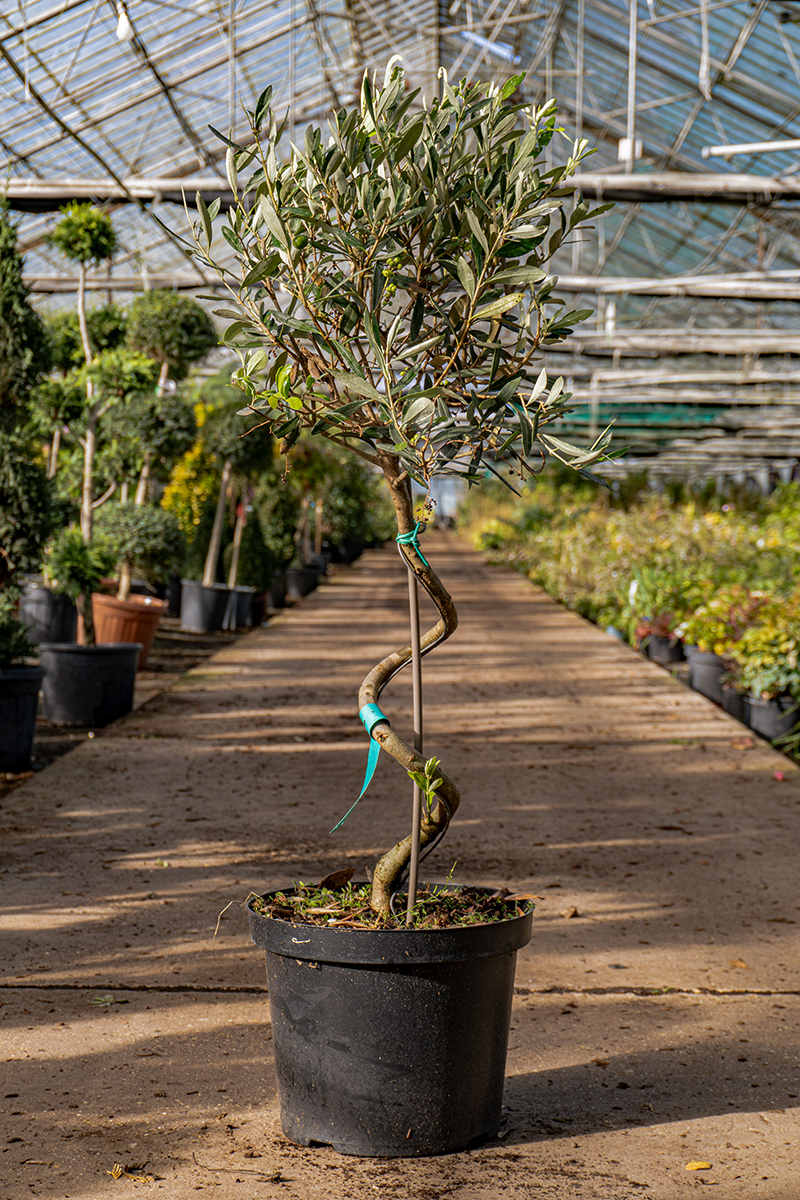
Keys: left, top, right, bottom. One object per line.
{"left": 157, "top": 360, "right": 169, "bottom": 390}
{"left": 363, "top": 457, "right": 461, "bottom": 916}
{"left": 227, "top": 495, "right": 246, "bottom": 590}
{"left": 134, "top": 452, "right": 151, "bottom": 505}
{"left": 314, "top": 496, "right": 323, "bottom": 555}
{"left": 120, "top": 480, "right": 129, "bottom": 504}
{"left": 301, "top": 495, "right": 312, "bottom": 563}
{"left": 203, "top": 459, "right": 232, "bottom": 587}
{"left": 80, "top": 420, "right": 96, "bottom": 541}
{"left": 77, "top": 261, "right": 96, "bottom": 543}
{"left": 117, "top": 561, "right": 132, "bottom": 602}
{"left": 77, "top": 262, "right": 93, "bottom": 366}
{"left": 47, "top": 426, "right": 61, "bottom": 479}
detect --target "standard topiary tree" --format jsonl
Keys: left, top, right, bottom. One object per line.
{"left": 195, "top": 371, "right": 273, "bottom": 588}
{"left": 48, "top": 203, "right": 117, "bottom": 369}
{"left": 125, "top": 290, "right": 217, "bottom": 388}
{"left": 180, "top": 63, "right": 614, "bottom": 915}
{"left": 101, "top": 387, "right": 197, "bottom": 504}
{"left": 78, "top": 349, "right": 160, "bottom": 537}
{"left": 95, "top": 502, "right": 185, "bottom": 601}
{"left": 48, "top": 204, "right": 118, "bottom": 539}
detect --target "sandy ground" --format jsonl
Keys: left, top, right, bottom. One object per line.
{"left": 2, "top": 533, "right": 799, "bottom": 1199}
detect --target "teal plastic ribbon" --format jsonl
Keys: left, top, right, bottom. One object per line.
{"left": 329, "top": 703, "right": 390, "bottom": 832}
{"left": 395, "top": 522, "right": 429, "bottom": 567}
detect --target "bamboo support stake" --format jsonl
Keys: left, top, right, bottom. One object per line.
{"left": 406, "top": 566, "right": 423, "bottom": 925}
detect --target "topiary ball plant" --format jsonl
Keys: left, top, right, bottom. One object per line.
{"left": 174, "top": 60, "right": 614, "bottom": 916}
{"left": 125, "top": 290, "right": 217, "bottom": 387}
{"left": 95, "top": 502, "right": 185, "bottom": 601}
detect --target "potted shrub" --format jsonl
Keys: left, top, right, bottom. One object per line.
{"left": 180, "top": 373, "right": 273, "bottom": 632}
{"left": 728, "top": 598, "right": 800, "bottom": 740}
{"left": 680, "top": 585, "right": 766, "bottom": 705}
{"left": 93, "top": 503, "right": 185, "bottom": 667}
{"left": 0, "top": 428, "right": 54, "bottom": 771}
{"left": 0, "top": 595, "right": 45, "bottom": 773}
{"left": 39, "top": 527, "right": 141, "bottom": 726}
{"left": 178, "top": 63, "right": 612, "bottom": 1155}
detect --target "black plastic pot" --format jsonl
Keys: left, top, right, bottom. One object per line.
{"left": 268, "top": 570, "right": 287, "bottom": 609}
{"left": 746, "top": 695, "right": 798, "bottom": 741}
{"left": 721, "top": 682, "right": 747, "bottom": 724}
{"left": 19, "top": 584, "right": 77, "bottom": 645}
{"left": 247, "top": 888, "right": 533, "bottom": 1157}
{"left": 688, "top": 650, "right": 726, "bottom": 705}
{"left": 251, "top": 594, "right": 266, "bottom": 627}
{"left": 330, "top": 538, "right": 364, "bottom": 565}
{"left": 0, "top": 667, "right": 45, "bottom": 772}
{"left": 647, "top": 635, "right": 685, "bottom": 665}
{"left": 235, "top": 585, "right": 255, "bottom": 628}
{"left": 166, "top": 575, "right": 182, "bottom": 617}
{"left": 39, "top": 643, "right": 141, "bottom": 727}
{"left": 180, "top": 580, "right": 231, "bottom": 633}
{"left": 285, "top": 566, "right": 319, "bottom": 600}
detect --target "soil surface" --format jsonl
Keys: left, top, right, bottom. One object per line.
{"left": 2, "top": 533, "right": 799, "bottom": 1198}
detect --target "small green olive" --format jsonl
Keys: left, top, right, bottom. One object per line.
{"left": 293, "top": 233, "right": 309, "bottom": 249}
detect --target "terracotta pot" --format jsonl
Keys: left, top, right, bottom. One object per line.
{"left": 91, "top": 593, "right": 166, "bottom": 669}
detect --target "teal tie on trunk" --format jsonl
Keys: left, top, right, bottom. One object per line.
{"left": 395, "top": 521, "right": 429, "bottom": 567}
{"left": 330, "top": 703, "right": 390, "bottom": 832}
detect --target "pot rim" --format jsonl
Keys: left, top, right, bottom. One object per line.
{"left": 92, "top": 593, "right": 166, "bottom": 610}
{"left": 39, "top": 641, "right": 143, "bottom": 654}
{"left": 247, "top": 884, "right": 534, "bottom": 966}
{"left": 180, "top": 579, "right": 231, "bottom": 591}
{"left": 0, "top": 665, "right": 46, "bottom": 680}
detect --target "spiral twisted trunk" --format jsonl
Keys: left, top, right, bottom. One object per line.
{"left": 362, "top": 457, "right": 461, "bottom": 915}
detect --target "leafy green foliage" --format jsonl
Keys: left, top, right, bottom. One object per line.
{"left": 407, "top": 756, "right": 444, "bottom": 816}
{"left": 85, "top": 348, "right": 160, "bottom": 403}
{"left": 101, "top": 389, "right": 197, "bottom": 483}
{"left": 0, "top": 200, "right": 51, "bottom": 421}
{"left": 45, "top": 305, "right": 127, "bottom": 373}
{"left": 125, "top": 290, "right": 217, "bottom": 381}
{"left": 45, "top": 525, "right": 115, "bottom": 644}
{"left": 48, "top": 203, "right": 117, "bottom": 266}
{"left": 0, "top": 431, "right": 54, "bottom": 589}
{"left": 195, "top": 368, "right": 274, "bottom": 470}
{"left": 45, "top": 526, "right": 115, "bottom": 601}
{"left": 254, "top": 473, "right": 301, "bottom": 571}
{"left": 180, "top": 63, "right": 613, "bottom": 489}
{"left": 0, "top": 590, "right": 34, "bottom": 670}
{"left": 729, "top": 596, "right": 800, "bottom": 700}
{"left": 460, "top": 475, "right": 800, "bottom": 657}
{"left": 95, "top": 503, "right": 185, "bottom": 584}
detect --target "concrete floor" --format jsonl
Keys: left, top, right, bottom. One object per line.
{"left": 2, "top": 533, "right": 798, "bottom": 1199}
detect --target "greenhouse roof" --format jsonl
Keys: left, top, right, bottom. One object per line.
{"left": 4, "top": 0, "right": 800, "bottom": 460}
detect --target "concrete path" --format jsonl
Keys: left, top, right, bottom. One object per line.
{"left": 2, "top": 533, "right": 798, "bottom": 1198}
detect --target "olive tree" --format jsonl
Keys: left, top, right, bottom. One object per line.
{"left": 174, "top": 62, "right": 613, "bottom": 914}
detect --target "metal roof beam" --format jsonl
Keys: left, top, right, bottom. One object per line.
{"left": 0, "top": 13, "right": 320, "bottom": 173}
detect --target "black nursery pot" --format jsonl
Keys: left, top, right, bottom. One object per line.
{"left": 647, "top": 635, "right": 685, "bottom": 665}
{"left": 180, "top": 580, "right": 231, "bottom": 633}
{"left": 285, "top": 566, "right": 319, "bottom": 600}
{"left": 0, "top": 666, "right": 45, "bottom": 772}
{"left": 247, "top": 888, "right": 533, "bottom": 1158}
{"left": 39, "top": 643, "right": 141, "bottom": 727}
{"left": 721, "top": 682, "right": 747, "bottom": 724}
{"left": 746, "top": 695, "right": 797, "bottom": 741}
{"left": 19, "top": 584, "right": 78, "bottom": 645}
{"left": 688, "top": 650, "right": 726, "bottom": 705}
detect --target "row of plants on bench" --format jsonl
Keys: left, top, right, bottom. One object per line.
{"left": 460, "top": 470, "right": 800, "bottom": 743}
